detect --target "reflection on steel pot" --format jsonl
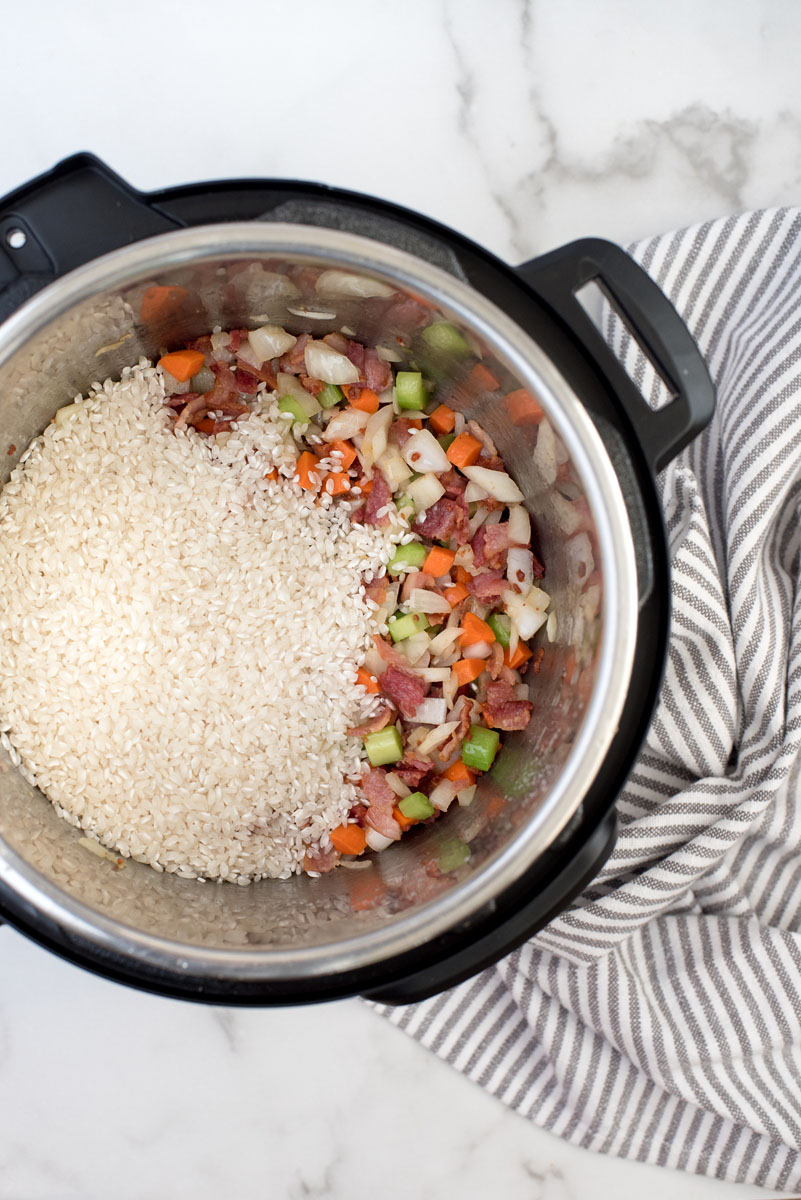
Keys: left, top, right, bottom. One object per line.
{"left": 0, "top": 155, "right": 714, "bottom": 1004}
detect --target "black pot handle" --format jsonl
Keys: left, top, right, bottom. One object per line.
{"left": 516, "top": 238, "right": 715, "bottom": 473}
{"left": 0, "top": 153, "right": 183, "bottom": 324}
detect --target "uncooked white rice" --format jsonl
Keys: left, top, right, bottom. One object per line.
{"left": 0, "top": 362, "right": 404, "bottom": 881}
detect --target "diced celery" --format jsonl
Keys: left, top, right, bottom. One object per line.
{"left": 487, "top": 612, "right": 512, "bottom": 649}
{"left": 317, "top": 383, "right": 344, "bottom": 409}
{"left": 387, "top": 611, "right": 430, "bottom": 642}
{"left": 438, "top": 432, "right": 456, "bottom": 452}
{"left": 461, "top": 725, "right": 500, "bottom": 772}
{"left": 422, "top": 322, "right": 470, "bottom": 357}
{"left": 398, "top": 791, "right": 435, "bottom": 820}
{"left": 395, "top": 493, "right": 416, "bottom": 518}
{"left": 395, "top": 371, "right": 427, "bottom": 411}
{"left": 364, "top": 726, "right": 403, "bottom": 766}
{"left": 437, "top": 837, "right": 471, "bottom": 872}
{"left": 387, "top": 542, "right": 427, "bottom": 576}
{"left": 278, "top": 396, "right": 308, "bottom": 424}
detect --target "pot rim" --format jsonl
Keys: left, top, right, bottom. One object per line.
{"left": 0, "top": 222, "right": 638, "bottom": 979}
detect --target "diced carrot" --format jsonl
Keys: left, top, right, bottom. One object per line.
{"left": 328, "top": 439, "right": 357, "bottom": 470}
{"left": 344, "top": 387, "right": 380, "bottom": 414}
{"left": 139, "top": 285, "right": 188, "bottom": 324}
{"left": 264, "top": 467, "right": 279, "bottom": 481}
{"left": 444, "top": 583, "right": 470, "bottom": 607}
{"left": 296, "top": 451, "right": 321, "bottom": 491}
{"left": 330, "top": 824, "right": 367, "bottom": 856}
{"left": 486, "top": 793, "right": 507, "bottom": 819}
{"left": 158, "top": 349, "right": 205, "bottom": 382}
{"left": 506, "top": 388, "right": 544, "bottom": 425}
{"left": 505, "top": 641, "right": 533, "bottom": 670}
{"left": 393, "top": 804, "right": 416, "bottom": 832}
{"left": 349, "top": 870, "right": 387, "bottom": 911}
{"left": 446, "top": 432, "right": 482, "bottom": 469}
{"left": 355, "top": 476, "right": 373, "bottom": 496}
{"left": 442, "top": 760, "right": 477, "bottom": 787}
{"left": 408, "top": 418, "right": 423, "bottom": 430}
{"left": 323, "top": 472, "right": 351, "bottom": 497}
{"left": 453, "top": 565, "right": 472, "bottom": 585}
{"left": 356, "top": 667, "right": 381, "bottom": 694}
{"left": 452, "top": 658, "right": 486, "bottom": 688}
{"left": 423, "top": 546, "right": 456, "bottom": 577}
{"left": 460, "top": 611, "right": 496, "bottom": 646}
{"left": 194, "top": 418, "right": 216, "bottom": 434}
{"left": 468, "top": 362, "right": 500, "bottom": 392}
{"left": 428, "top": 404, "right": 456, "bottom": 435}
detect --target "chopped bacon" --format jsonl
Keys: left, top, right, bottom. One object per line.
{"left": 440, "top": 697, "right": 476, "bottom": 760}
{"left": 278, "top": 332, "right": 310, "bottom": 375}
{"left": 400, "top": 570, "right": 434, "bottom": 604}
{"left": 187, "top": 334, "right": 212, "bottom": 357}
{"left": 382, "top": 294, "right": 431, "bottom": 330}
{"left": 299, "top": 373, "right": 325, "bottom": 396}
{"left": 487, "top": 642, "right": 505, "bottom": 680}
{"left": 323, "top": 331, "right": 350, "bottom": 354}
{"left": 361, "top": 468, "right": 391, "bottom": 527}
{"left": 364, "top": 576, "right": 389, "bottom": 605}
{"left": 395, "top": 752, "right": 434, "bottom": 788}
{"left": 237, "top": 357, "right": 277, "bottom": 387}
{"left": 481, "top": 680, "right": 533, "bottom": 731}
{"left": 478, "top": 453, "right": 506, "bottom": 471}
{"left": 303, "top": 843, "right": 340, "bottom": 873}
{"left": 227, "top": 328, "right": 250, "bottom": 354}
{"left": 373, "top": 634, "right": 409, "bottom": 669}
{"left": 347, "top": 702, "right": 393, "bottom": 737}
{"left": 472, "top": 522, "right": 512, "bottom": 569}
{"left": 361, "top": 768, "right": 402, "bottom": 840}
{"left": 234, "top": 368, "right": 262, "bottom": 395}
{"left": 286, "top": 265, "right": 320, "bottom": 295}
{"left": 345, "top": 339, "right": 366, "bottom": 373}
{"left": 468, "top": 419, "right": 498, "bottom": 458}
{"left": 174, "top": 393, "right": 210, "bottom": 430}
{"left": 414, "top": 496, "right": 469, "bottom": 543}
{"left": 388, "top": 417, "right": 420, "bottom": 447}
{"left": 380, "top": 666, "right": 428, "bottom": 719}
{"left": 364, "top": 349, "right": 392, "bottom": 393}
{"left": 440, "top": 468, "right": 467, "bottom": 499}
{"left": 466, "top": 568, "right": 507, "bottom": 604}
{"left": 164, "top": 392, "right": 195, "bottom": 409}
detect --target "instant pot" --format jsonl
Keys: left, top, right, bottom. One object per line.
{"left": 0, "top": 154, "right": 714, "bottom": 1004}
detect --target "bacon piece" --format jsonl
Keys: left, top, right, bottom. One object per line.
{"left": 174, "top": 393, "right": 210, "bottom": 430}
{"left": 164, "top": 391, "right": 196, "bottom": 409}
{"left": 362, "top": 468, "right": 391, "bottom": 527}
{"left": 394, "top": 752, "right": 434, "bottom": 788}
{"left": 440, "top": 468, "right": 467, "bottom": 499}
{"left": 388, "top": 417, "right": 421, "bottom": 447}
{"left": 237, "top": 357, "right": 277, "bottom": 388}
{"left": 364, "top": 349, "right": 392, "bottom": 392}
{"left": 400, "top": 571, "right": 434, "bottom": 604}
{"left": 364, "top": 576, "right": 389, "bottom": 605}
{"left": 227, "top": 328, "right": 250, "bottom": 354}
{"left": 361, "top": 768, "right": 402, "bottom": 840}
{"left": 439, "top": 697, "right": 476, "bottom": 760}
{"left": 383, "top": 294, "right": 431, "bottom": 330}
{"left": 345, "top": 339, "right": 366, "bottom": 373}
{"left": 479, "top": 453, "right": 506, "bottom": 471}
{"left": 472, "top": 522, "right": 512, "bottom": 569}
{"left": 278, "top": 332, "right": 310, "bottom": 375}
{"left": 347, "top": 702, "right": 393, "bottom": 737}
{"left": 323, "top": 331, "right": 350, "bottom": 354}
{"left": 467, "top": 419, "right": 497, "bottom": 457}
{"left": 481, "top": 680, "right": 533, "bottom": 731}
{"left": 466, "top": 569, "right": 507, "bottom": 604}
{"left": 299, "top": 373, "right": 325, "bottom": 396}
{"left": 234, "top": 368, "right": 262, "bottom": 395}
{"left": 414, "top": 496, "right": 470, "bottom": 543}
{"left": 187, "top": 334, "right": 212, "bottom": 357}
{"left": 287, "top": 265, "right": 319, "bottom": 295}
{"left": 380, "top": 666, "right": 428, "bottom": 719}
{"left": 373, "top": 635, "right": 409, "bottom": 669}
{"left": 487, "top": 641, "right": 505, "bottom": 680}
{"left": 304, "top": 843, "right": 340, "bottom": 873}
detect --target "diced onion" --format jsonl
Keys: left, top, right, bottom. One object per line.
{"left": 323, "top": 406, "right": 370, "bottom": 441}
{"left": 461, "top": 465, "right": 524, "bottom": 503}
{"left": 376, "top": 344, "right": 404, "bottom": 363}
{"left": 249, "top": 324, "right": 297, "bottom": 362}
{"left": 385, "top": 771, "right": 411, "bottom": 798}
{"left": 468, "top": 504, "right": 490, "bottom": 539}
{"left": 407, "top": 589, "right": 451, "bottom": 615}
{"left": 507, "top": 504, "right": 531, "bottom": 545}
{"left": 415, "top": 667, "right": 452, "bottom": 682}
{"left": 365, "top": 828, "right": 394, "bottom": 852}
{"left": 514, "top": 683, "right": 530, "bottom": 701}
{"left": 360, "top": 404, "right": 394, "bottom": 474}
{"left": 377, "top": 445, "right": 413, "bottom": 492}
{"left": 210, "top": 331, "right": 232, "bottom": 361}
{"left": 429, "top": 779, "right": 458, "bottom": 811}
{"left": 507, "top": 547, "right": 535, "bottom": 593}
{"left": 362, "top": 645, "right": 388, "bottom": 676}
{"left": 566, "top": 532, "right": 594, "bottom": 586}
{"left": 503, "top": 586, "right": 550, "bottom": 640}
{"left": 533, "top": 419, "right": 559, "bottom": 487}
{"left": 464, "top": 481, "right": 489, "bottom": 503}
{"left": 457, "top": 784, "right": 476, "bottom": 808}
{"left": 304, "top": 340, "right": 361, "bottom": 385}
{"left": 442, "top": 672, "right": 460, "bottom": 708}
{"left": 417, "top": 720, "right": 459, "bottom": 756}
{"left": 546, "top": 611, "right": 558, "bottom": 642}
{"left": 401, "top": 632, "right": 431, "bottom": 665}
{"left": 190, "top": 366, "right": 215, "bottom": 395}
{"left": 414, "top": 697, "right": 447, "bottom": 725}
{"left": 402, "top": 429, "right": 451, "bottom": 474}
{"left": 428, "top": 627, "right": 462, "bottom": 656}
{"left": 462, "top": 640, "right": 491, "bottom": 659}
{"left": 406, "top": 473, "right": 445, "bottom": 513}
{"left": 315, "top": 269, "right": 395, "bottom": 299}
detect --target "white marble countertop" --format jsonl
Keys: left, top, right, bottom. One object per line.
{"left": 1, "top": 1, "right": 800, "bottom": 1196}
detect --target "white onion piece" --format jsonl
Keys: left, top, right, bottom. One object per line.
{"left": 365, "top": 828, "right": 394, "bottom": 852}
{"left": 417, "top": 720, "right": 459, "bottom": 756}
{"left": 190, "top": 366, "right": 215, "bottom": 395}
{"left": 210, "top": 331, "right": 232, "bottom": 361}
{"left": 464, "top": 481, "right": 489, "bottom": 503}
{"left": 415, "top": 667, "right": 452, "bottom": 682}
{"left": 249, "top": 324, "right": 296, "bottom": 362}
{"left": 406, "top": 473, "right": 445, "bottom": 513}
{"left": 503, "top": 587, "right": 550, "bottom": 640}
{"left": 323, "top": 406, "right": 370, "bottom": 441}
{"left": 375, "top": 344, "right": 404, "bottom": 363}
{"left": 407, "top": 589, "right": 451, "bottom": 615}
{"left": 507, "top": 504, "right": 531, "bottom": 545}
{"left": 315, "top": 269, "right": 394, "bottom": 299}
{"left": 414, "top": 698, "right": 447, "bottom": 725}
{"left": 566, "top": 532, "right": 595, "bottom": 586}
{"left": 235, "top": 340, "right": 262, "bottom": 369}
{"left": 304, "top": 340, "right": 361, "bottom": 385}
{"left": 428, "top": 627, "right": 463, "bottom": 656}
{"left": 507, "top": 547, "right": 535, "bottom": 593}
{"left": 462, "top": 640, "right": 492, "bottom": 660}
{"left": 533, "top": 419, "right": 558, "bottom": 487}
{"left": 442, "top": 672, "right": 460, "bottom": 709}
{"left": 462, "top": 465, "right": 524, "bottom": 503}
{"left": 377, "top": 445, "right": 413, "bottom": 492}
{"left": 385, "top": 771, "right": 411, "bottom": 798}
{"left": 402, "top": 429, "right": 451, "bottom": 474}
{"left": 429, "top": 779, "right": 458, "bottom": 811}
{"left": 163, "top": 376, "right": 190, "bottom": 394}
{"left": 361, "top": 646, "right": 387, "bottom": 677}
{"left": 401, "top": 632, "right": 431, "bottom": 665}
{"left": 276, "top": 371, "right": 312, "bottom": 403}
{"left": 360, "top": 404, "right": 394, "bottom": 474}
{"left": 514, "top": 684, "right": 531, "bottom": 701}
{"left": 546, "top": 611, "right": 558, "bottom": 642}
{"left": 288, "top": 305, "right": 337, "bottom": 320}
{"left": 457, "top": 784, "right": 476, "bottom": 808}
{"left": 468, "top": 505, "right": 490, "bottom": 539}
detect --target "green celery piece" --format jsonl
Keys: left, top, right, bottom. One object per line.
{"left": 437, "top": 837, "right": 471, "bottom": 873}
{"left": 387, "top": 612, "right": 430, "bottom": 642}
{"left": 395, "top": 371, "right": 427, "bottom": 411}
{"left": 487, "top": 612, "right": 512, "bottom": 649}
{"left": 461, "top": 725, "right": 500, "bottom": 772}
{"left": 398, "top": 791, "right": 435, "bottom": 820}
{"left": 317, "top": 384, "right": 343, "bottom": 409}
{"left": 364, "top": 726, "right": 403, "bottom": 766}
{"left": 277, "top": 396, "right": 308, "bottom": 424}
{"left": 438, "top": 432, "right": 456, "bottom": 452}
{"left": 422, "top": 322, "right": 470, "bottom": 357}
{"left": 387, "top": 542, "right": 427, "bottom": 576}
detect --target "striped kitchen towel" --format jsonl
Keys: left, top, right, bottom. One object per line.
{"left": 374, "top": 209, "right": 801, "bottom": 1191}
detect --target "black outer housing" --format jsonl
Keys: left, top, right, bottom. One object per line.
{"left": 0, "top": 155, "right": 715, "bottom": 1005}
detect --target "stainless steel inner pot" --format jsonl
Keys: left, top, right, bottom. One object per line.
{"left": 0, "top": 223, "right": 637, "bottom": 984}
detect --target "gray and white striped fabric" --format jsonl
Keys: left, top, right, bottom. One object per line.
{"left": 374, "top": 210, "right": 801, "bottom": 1190}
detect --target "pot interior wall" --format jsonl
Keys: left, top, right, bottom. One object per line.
{"left": 0, "top": 244, "right": 604, "bottom": 952}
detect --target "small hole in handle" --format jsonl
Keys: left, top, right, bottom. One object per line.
{"left": 6, "top": 228, "right": 27, "bottom": 250}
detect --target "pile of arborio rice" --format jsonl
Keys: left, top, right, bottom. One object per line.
{"left": 0, "top": 362, "right": 403, "bottom": 881}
